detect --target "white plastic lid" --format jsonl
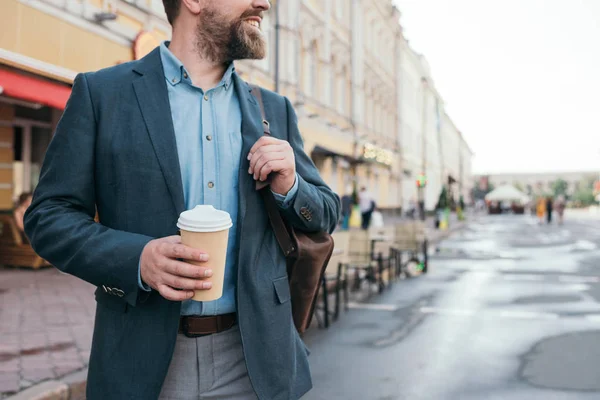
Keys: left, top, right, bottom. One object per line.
{"left": 177, "top": 205, "right": 233, "bottom": 233}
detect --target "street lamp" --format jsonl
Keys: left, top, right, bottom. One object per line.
{"left": 418, "top": 77, "right": 428, "bottom": 221}
{"left": 273, "top": 0, "right": 280, "bottom": 93}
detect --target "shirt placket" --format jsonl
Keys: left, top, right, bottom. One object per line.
{"left": 201, "top": 88, "right": 218, "bottom": 315}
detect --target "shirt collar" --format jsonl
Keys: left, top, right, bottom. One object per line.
{"left": 160, "top": 41, "right": 235, "bottom": 90}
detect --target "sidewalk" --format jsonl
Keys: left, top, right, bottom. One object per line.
{"left": 0, "top": 268, "right": 94, "bottom": 399}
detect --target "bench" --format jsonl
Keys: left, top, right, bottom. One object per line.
{"left": 391, "top": 221, "right": 428, "bottom": 277}
{"left": 0, "top": 213, "right": 49, "bottom": 269}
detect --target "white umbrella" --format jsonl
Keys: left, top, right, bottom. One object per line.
{"left": 485, "top": 184, "right": 529, "bottom": 203}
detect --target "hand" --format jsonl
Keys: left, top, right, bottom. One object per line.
{"left": 140, "top": 235, "right": 212, "bottom": 301}
{"left": 248, "top": 136, "right": 296, "bottom": 195}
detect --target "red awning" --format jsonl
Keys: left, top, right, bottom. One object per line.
{"left": 0, "top": 68, "right": 72, "bottom": 110}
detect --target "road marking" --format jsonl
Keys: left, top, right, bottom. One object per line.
{"left": 503, "top": 274, "right": 545, "bottom": 281}
{"left": 586, "top": 315, "right": 600, "bottom": 323}
{"left": 420, "top": 307, "right": 474, "bottom": 316}
{"left": 558, "top": 275, "right": 600, "bottom": 283}
{"left": 498, "top": 310, "right": 559, "bottom": 320}
{"left": 419, "top": 307, "right": 559, "bottom": 321}
{"left": 573, "top": 240, "right": 597, "bottom": 250}
{"left": 501, "top": 274, "right": 600, "bottom": 284}
{"left": 347, "top": 302, "right": 399, "bottom": 311}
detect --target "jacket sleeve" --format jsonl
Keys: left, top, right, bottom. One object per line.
{"left": 23, "top": 73, "right": 153, "bottom": 307}
{"left": 278, "top": 97, "right": 341, "bottom": 234}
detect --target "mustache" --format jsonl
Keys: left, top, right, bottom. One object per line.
{"left": 239, "top": 9, "right": 264, "bottom": 20}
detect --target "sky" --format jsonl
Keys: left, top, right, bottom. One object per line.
{"left": 392, "top": 0, "right": 600, "bottom": 175}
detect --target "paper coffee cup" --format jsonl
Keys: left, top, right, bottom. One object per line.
{"left": 177, "top": 205, "right": 232, "bottom": 302}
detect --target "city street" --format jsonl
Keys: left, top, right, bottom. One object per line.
{"left": 303, "top": 212, "right": 600, "bottom": 400}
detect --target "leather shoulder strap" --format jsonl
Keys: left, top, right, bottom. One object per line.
{"left": 249, "top": 84, "right": 271, "bottom": 135}
{"left": 249, "top": 84, "right": 296, "bottom": 257}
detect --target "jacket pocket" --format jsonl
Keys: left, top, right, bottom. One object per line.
{"left": 273, "top": 276, "right": 291, "bottom": 304}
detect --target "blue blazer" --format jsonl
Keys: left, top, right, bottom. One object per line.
{"left": 24, "top": 47, "right": 340, "bottom": 400}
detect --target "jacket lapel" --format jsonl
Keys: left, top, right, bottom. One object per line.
{"left": 132, "top": 48, "right": 186, "bottom": 215}
{"left": 233, "top": 74, "right": 265, "bottom": 225}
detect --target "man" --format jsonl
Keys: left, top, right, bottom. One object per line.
{"left": 340, "top": 185, "right": 353, "bottom": 230}
{"left": 359, "top": 186, "right": 374, "bottom": 230}
{"left": 24, "top": 0, "right": 340, "bottom": 399}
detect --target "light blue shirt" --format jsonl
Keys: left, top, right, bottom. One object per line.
{"left": 138, "top": 41, "right": 298, "bottom": 316}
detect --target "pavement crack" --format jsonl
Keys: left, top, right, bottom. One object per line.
{"left": 372, "top": 295, "right": 433, "bottom": 348}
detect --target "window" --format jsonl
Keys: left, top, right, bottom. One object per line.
{"left": 335, "top": 66, "right": 344, "bottom": 113}
{"left": 335, "top": 0, "right": 343, "bottom": 20}
{"left": 257, "top": 14, "right": 273, "bottom": 72}
{"left": 310, "top": 41, "right": 318, "bottom": 97}
{"left": 331, "top": 56, "right": 337, "bottom": 107}
{"left": 303, "top": 40, "right": 318, "bottom": 97}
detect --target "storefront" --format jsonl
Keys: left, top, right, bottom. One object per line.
{"left": 0, "top": 64, "right": 72, "bottom": 210}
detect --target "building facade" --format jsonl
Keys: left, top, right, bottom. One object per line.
{"left": 1, "top": 0, "right": 473, "bottom": 214}
{"left": 238, "top": 0, "right": 404, "bottom": 210}
{"left": 0, "top": 0, "right": 170, "bottom": 210}
{"left": 398, "top": 34, "right": 474, "bottom": 212}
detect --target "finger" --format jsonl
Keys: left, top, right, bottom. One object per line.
{"left": 252, "top": 152, "right": 285, "bottom": 180}
{"left": 162, "top": 272, "right": 213, "bottom": 291}
{"left": 258, "top": 159, "right": 288, "bottom": 181}
{"left": 163, "top": 259, "right": 213, "bottom": 279}
{"left": 157, "top": 284, "right": 194, "bottom": 301}
{"left": 248, "top": 136, "right": 281, "bottom": 158}
{"left": 248, "top": 144, "right": 285, "bottom": 172}
{"left": 162, "top": 243, "right": 209, "bottom": 262}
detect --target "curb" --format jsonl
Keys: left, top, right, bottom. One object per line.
{"left": 5, "top": 370, "right": 87, "bottom": 400}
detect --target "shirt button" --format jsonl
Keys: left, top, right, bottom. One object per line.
{"left": 206, "top": 135, "right": 212, "bottom": 141}
{"left": 183, "top": 72, "right": 188, "bottom": 79}
{"left": 204, "top": 94, "right": 209, "bottom": 101}
{"left": 208, "top": 182, "right": 214, "bottom": 188}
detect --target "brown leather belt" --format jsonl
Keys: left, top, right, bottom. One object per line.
{"left": 178, "top": 313, "right": 237, "bottom": 338}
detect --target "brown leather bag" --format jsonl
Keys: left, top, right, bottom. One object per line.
{"left": 250, "top": 85, "right": 335, "bottom": 334}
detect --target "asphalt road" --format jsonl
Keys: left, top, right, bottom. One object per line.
{"left": 302, "top": 213, "right": 600, "bottom": 400}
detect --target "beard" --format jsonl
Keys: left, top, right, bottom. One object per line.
{"left": 195, "top": 7, "right": 266, "bottom": 63}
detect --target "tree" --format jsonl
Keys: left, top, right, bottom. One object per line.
{"left": 572, "top": 177, "right": 597, "bottom": 206}
{"left": 436, "top": 185, "right": 450, "bottom": 209}
{"left": 552, "top": 179, "right": 569, "bottom": 198}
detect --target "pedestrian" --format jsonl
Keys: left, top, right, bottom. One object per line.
{"left": 536, "top": 197, "right": 546, "bottom": 224}
{"left": 546, "top": 196, "right": 554, "bottom": 224}
{"left": 340, "top": 185, "right": 353, "bottom": 230}
{"left": 555, "top": 195, "right": 566, "bottom": 224}
{"left": 359, "top": 186, "right": 374, "bottom": 230}
{"left": 23, "top": 1, "right": 340, "bottom": 399}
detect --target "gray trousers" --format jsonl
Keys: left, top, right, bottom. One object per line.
{"left": 159, "top": 325, "right": 257, "bottom": 399}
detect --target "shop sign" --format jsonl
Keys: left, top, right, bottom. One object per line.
{"left": 362, "top": 143, "right": 393, "bottom": 166}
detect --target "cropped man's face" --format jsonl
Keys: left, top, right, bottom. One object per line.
{"left": 195, "top": 0, "right": 271, "bottom": 62}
